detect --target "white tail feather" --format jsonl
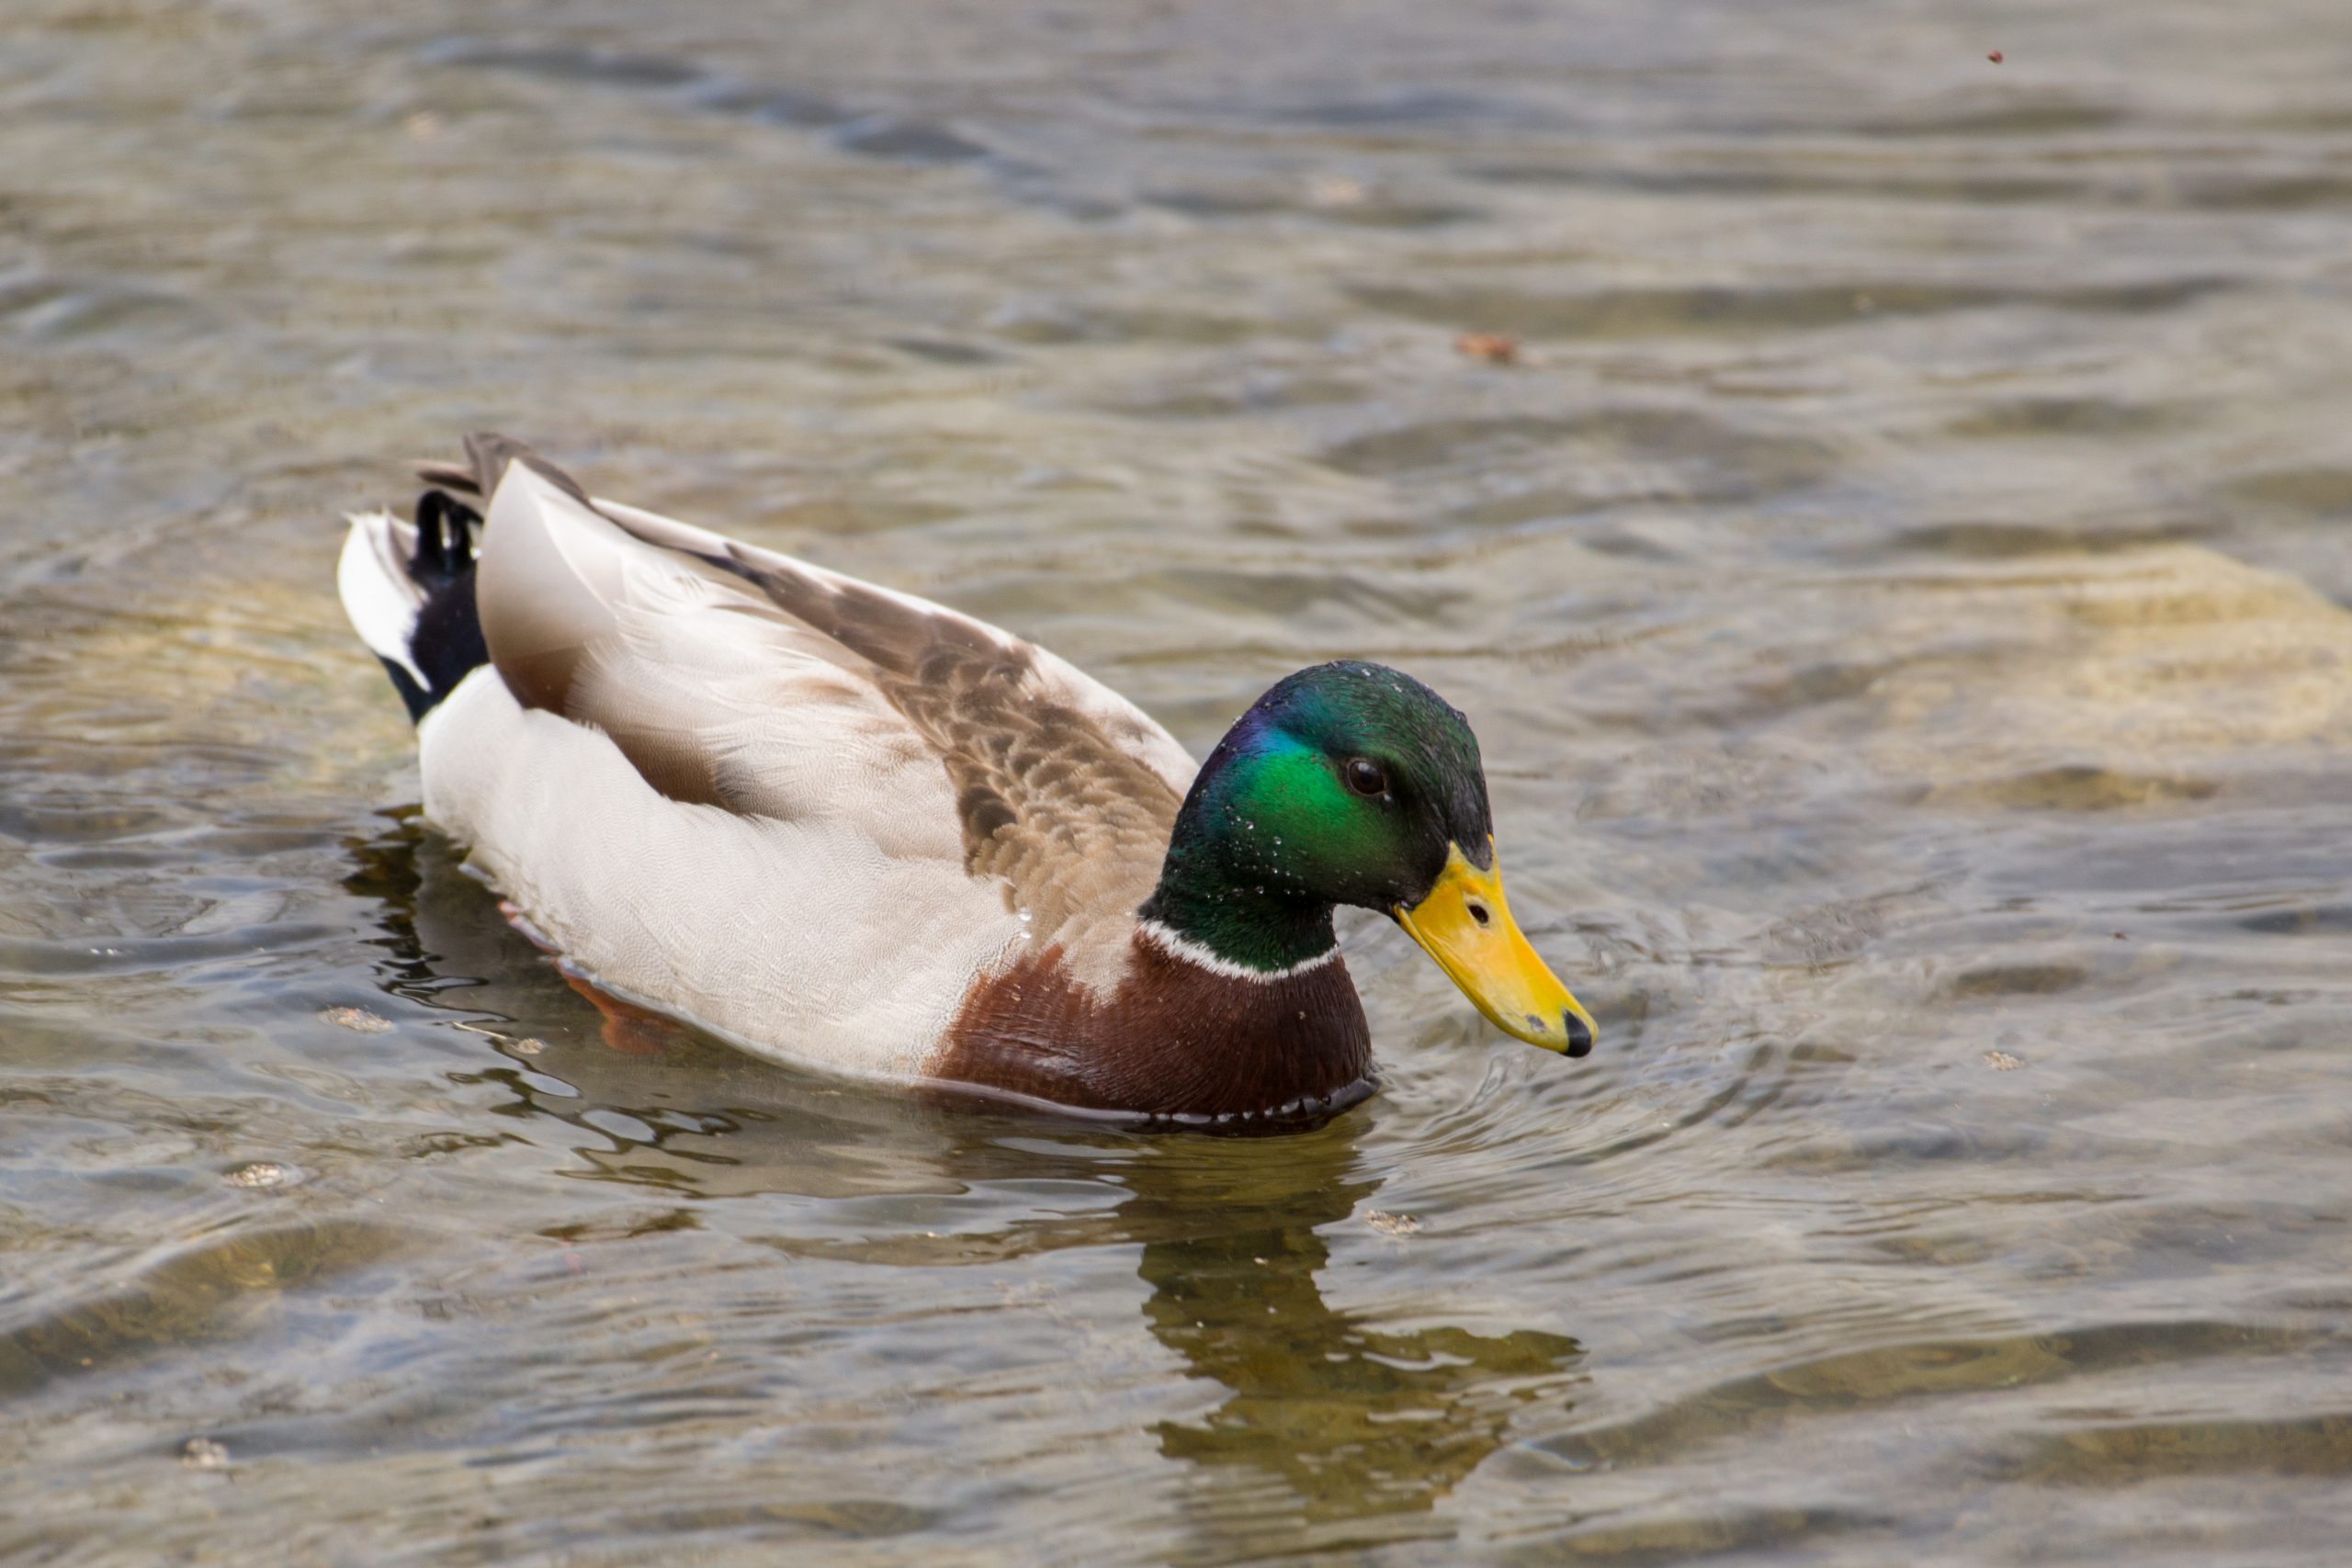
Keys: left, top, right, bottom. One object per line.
{"left": 338, "top": 510, "right": 430, "bottom": 687}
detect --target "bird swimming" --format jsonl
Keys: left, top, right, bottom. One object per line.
{"left": 339, "top": 434, "right": 1594, "bottom": 1122}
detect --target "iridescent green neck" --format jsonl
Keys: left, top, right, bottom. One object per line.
{"left": 1140, "top": 861, "right": 1339, "bottom": 975}
{"left": 1139, "top": 728, "right": 1346, "bottom": 974}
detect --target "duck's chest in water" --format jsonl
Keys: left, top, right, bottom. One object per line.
{"left": 931, "top": 933, "right": 1374, "bottom": 1121}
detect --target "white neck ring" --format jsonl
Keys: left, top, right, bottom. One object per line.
{"left": 1136, "top": 919, "right": 1341, "bottom": 984}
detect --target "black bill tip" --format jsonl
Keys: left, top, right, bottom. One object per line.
{"left": 1562, "top": 1010, "right": 1593, "bottom": 1057}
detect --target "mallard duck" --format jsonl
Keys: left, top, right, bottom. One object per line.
{"left": 340, "top": 435, "right": 1594, "bottom": 1122}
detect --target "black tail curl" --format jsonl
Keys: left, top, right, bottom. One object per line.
{"left": 384, "top": 489, "right": 490, "bottom": 722}
{"left": 413, "top": 490, "right": 480, "bottom": 590}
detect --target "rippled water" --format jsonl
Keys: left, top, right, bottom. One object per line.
{"left": 6, "top": 1, "right": 2352, "bottom": 1562}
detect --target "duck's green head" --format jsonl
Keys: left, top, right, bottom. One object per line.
{"left": 1141, "top": 660, "right": 1595, "bottom": 1056}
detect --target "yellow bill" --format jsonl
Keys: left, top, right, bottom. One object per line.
{"left": 1394, "top": 840, "right": 1595, "bottom": 1056}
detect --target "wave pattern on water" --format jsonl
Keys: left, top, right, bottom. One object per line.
{"left": 3, "top": 0, "right": 2351, "bottom": 1563}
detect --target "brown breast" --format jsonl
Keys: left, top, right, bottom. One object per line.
{"left": 932, "top": 931, "right": 1374, "bottom": 1122}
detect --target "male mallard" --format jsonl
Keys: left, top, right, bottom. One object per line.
{"left": 340, "top": 435, "right": 1594, "bottom": 1122}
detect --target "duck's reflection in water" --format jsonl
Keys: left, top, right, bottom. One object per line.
{"left": 1131, "top": 1142, "right": 1583, "bottom": 1540}
{"left": 349, "top": 815, "right": 1585, "bottom": 1539}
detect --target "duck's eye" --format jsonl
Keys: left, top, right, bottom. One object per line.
{"left": 1344, "top": 758, "right": 1388, "bottom": 797}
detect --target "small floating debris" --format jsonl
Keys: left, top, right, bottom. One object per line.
{"left": 1986, "top": 50, "right": 2004, "bottom": 64}
{"left": 1984, "top": 1050, "right": 2024, "bottom": 1071}
{"left": 319, "top": 1007, "right": 393, "bottom": 1034}
{"left": 181, "top": 1437, "right": 230, "bottom": 1469}
{"left": 225, "top": 1161, "right": 290, "bottom": 1190}
{"left": 1363, "top": 1210, "right": 1421, "bottom": 1236}
{"left": 451, "top": 1021, "right": 549, "bottom": 1055}
{"left": 1453, "top": 332, "right": 1520, "bottom": 365}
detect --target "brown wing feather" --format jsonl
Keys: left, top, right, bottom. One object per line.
{"left": 695, "top": 545, "right": 1182, "bottom": 951}
{"left": 461, "top": 435, "right": 1182, "bottom": 960}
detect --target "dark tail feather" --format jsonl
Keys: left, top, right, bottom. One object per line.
{"left": 343, "top": 485, "right": 490, "bottom": 725}
{"left": 398, "top": 490, "right": 490, "bottom": 721}
{"left": 354, "top": 434, "right": 582, "bottom": 723}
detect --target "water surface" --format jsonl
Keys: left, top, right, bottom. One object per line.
{"left": 5, "top": 1, "right": 2351, "bottom": 1562}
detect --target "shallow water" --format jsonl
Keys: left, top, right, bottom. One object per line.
{"left": 6, "top": 0, "right": 2352, "bottom": 1562}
